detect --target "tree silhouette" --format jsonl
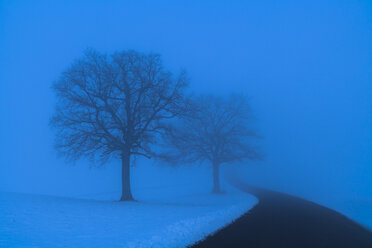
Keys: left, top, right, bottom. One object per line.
{"left": 160, "top": 94, "right": 262, "bottom": 193}
{"left": 51, "top": 49, "right": 188, "bottom": 201}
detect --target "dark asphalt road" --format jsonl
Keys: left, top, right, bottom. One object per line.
{"left": 191, "top": 180, "right": 372, "bottom": 248}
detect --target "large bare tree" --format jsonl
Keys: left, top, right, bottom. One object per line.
{"left": 159, "top": 94, "right": 262, "bottom": 193}
{"left": 51, "top": 49, "right": 188, "bottom": 201}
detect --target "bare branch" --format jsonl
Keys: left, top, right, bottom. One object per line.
{"left": 51, "top": 49, "right": 189, "bottom": 163}
{"left": 158, "top": 94, "right": 263, "bottom": 166}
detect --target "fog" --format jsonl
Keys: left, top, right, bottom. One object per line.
{"left": 1, "top": 0, "right": 371, "bottom": 208}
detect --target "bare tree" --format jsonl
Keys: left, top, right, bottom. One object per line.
{"left": 159, "top": 94, "right": 262, "bottom": 194}
{"left": 51, "top": 49, "right": 188, "bottom": 201}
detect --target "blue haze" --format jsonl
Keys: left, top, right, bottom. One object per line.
{"left": 0, "top": 0, "right": 372, "bottom": 202}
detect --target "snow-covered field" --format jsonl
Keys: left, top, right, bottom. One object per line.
{"left": 0, "top": 186, "right": 257, "bottom": 248}
{"left": 320, "top": 198, "right": 372, "bottom": 231}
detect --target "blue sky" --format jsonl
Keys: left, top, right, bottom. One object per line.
{"left": 1, "top": 0, "right": 372, "bottom": 199}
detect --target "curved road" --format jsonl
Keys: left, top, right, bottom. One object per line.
{"left": 191, "top": 180, "right": 372, "bottom": 248}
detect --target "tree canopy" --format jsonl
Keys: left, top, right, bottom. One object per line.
{"left": 159, "top": 94, "right": 262, "bottom": 193}
{"left": 51, "top": 49, "right": 188, "bottom": 200}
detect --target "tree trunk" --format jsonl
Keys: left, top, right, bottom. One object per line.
{"left": 212, "top": 161, "right": 222, "bottom": 194}
{"left": 120, "top": 150, "right": 134, "bottom": 201}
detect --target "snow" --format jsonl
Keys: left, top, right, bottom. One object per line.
{"left": 0, "top": 186, "right": 257, "bottom": 248}
{"left": 320, "top": 198, "right": 372, "bottom": 231}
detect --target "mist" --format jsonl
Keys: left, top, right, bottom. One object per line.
{"left": 1, "top": 0, "right": 372, "bottom": 238}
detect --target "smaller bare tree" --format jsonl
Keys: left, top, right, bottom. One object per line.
{"left": 159, "top": 94, "right": 262, "bottom": 194}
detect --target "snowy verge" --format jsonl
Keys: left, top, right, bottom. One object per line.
{"left": 0, "top": 187, "right": 257, "bottom": 248}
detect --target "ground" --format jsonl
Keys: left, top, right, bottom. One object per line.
{"left": 321, "top": 198, "right": 372, "bottom": 230}
{"left": 0, "top": 185, "right": 257, "bottom": 248}
{"left": 192, "top": 182, "right": 372, "bottom": 248}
